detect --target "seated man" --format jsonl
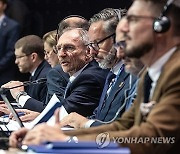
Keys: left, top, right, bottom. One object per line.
{"left": 0, "top": 35, "right": 51, "bottom": 112}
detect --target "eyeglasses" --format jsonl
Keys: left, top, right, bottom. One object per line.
{"left": 114, "top": 40, "right": 126, "bottom": 50}
{"left": 86, "top": 33, "right": 115, "bottom": 51}
{"left": 53, "top": 44, "right": 76, "bottom": 54}
{"left": 126, "top": 15, "right": 155, "bottom": 24}
{"left": 15, "top": 53, "right": 31, "bottom": 59}
{"left": 44, "top": 50, "right": 54, "bottom": 56}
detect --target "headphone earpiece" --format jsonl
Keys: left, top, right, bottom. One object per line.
{"left": 153, "top": 16, "right": 170, "bottom": 33}
{"left": 153, "top": 0, "right": 174, "bottom": 33}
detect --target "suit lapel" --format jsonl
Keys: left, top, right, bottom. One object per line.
{"left": 98, "top": 70, "right": 129, "bottom": 120}
{"left": 0, "top": 16, "right": 7, "bottom": 33}
{"left": 33, "top": 60, "right": 46, "bottom": 80}
{"left": 109, "top": 71, "right": 129, "bottom": 100}
{"left": 152, "top": 48, "right": 180, "bottom": 102}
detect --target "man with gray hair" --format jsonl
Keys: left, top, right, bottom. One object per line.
{"left": 52, "top": 27, "right": 107, "bottom": 118}
{"left": 58, "top": 8, "right": 137, "bottom": 128}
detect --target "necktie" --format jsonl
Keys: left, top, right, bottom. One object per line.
{"left": 64, "top": 80, "right": 71, "bottom": 98}
{"left": 97, "top": 71, "right": 116, "bottom": 115}
{"left": 144, "top": 72, "right": 152, "bottom": 103}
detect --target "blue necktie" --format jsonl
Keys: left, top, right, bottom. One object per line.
{"left": 64, "top": 81, "right": 71, "bottom": 98}
{"left": 97, "top": 71, "right": 116, "bottom": 116}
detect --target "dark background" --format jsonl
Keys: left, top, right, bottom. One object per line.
{"left": 6, "top": 0, "right": 132, "bottom": 37}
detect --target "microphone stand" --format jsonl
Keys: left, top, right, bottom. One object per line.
{"left": 0, "top": 78, "right": 47, "bottom": 94}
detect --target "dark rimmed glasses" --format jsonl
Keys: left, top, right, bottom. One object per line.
{"left": 15, "top": 53, "right": 32, "bottom": 59}
{"left": 86, "top": 33, "right": 115, "bottom": 51}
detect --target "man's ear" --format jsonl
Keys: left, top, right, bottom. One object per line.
{"left": 30, "top": 52, "right": 38, "bottom": 62}
{"left": 85, "top": 46, "right": 92, "bottom": 61}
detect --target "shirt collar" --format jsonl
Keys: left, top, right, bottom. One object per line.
{"left": 111, "top": 61, "right": 123, "bottom": 76}
{"left": 69, "top": 64, "right": 88, "bottom": 83}
{"left": 31, "top": 68, "right": 37, "bottom": 76}
{"left": 148, "top": 46, "right": 177, "bottom": 83}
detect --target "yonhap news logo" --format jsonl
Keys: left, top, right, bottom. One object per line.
{"left": 95, "top": 132, "right": 110, "bottom": 148}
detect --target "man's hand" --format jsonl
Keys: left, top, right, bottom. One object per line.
{"left": 0, "top": 103, "right": 10, "bottom": 115}
{"left": 22, "top": 123, "right": 68, "bottom": 145}
{"left": 9, "top": 109, "right": 40, "bottom": 122}
{"left": 1, "top": 81, "right": 24, "bottom": 99}
{"left": 60, "top": 112, "right": 88, "bottom": 129}
{"left": 9, "top": 127, "right": 29, "bottom": 148}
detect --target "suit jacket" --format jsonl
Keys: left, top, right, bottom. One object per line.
{"left": 45, "top": 64, "right": 69, "bottom": 104}
{"left": 91, "top": 70, "right": 137, "bottom": 127}
{"left": 0, "top": 15, "right": 20, "bottom": 86}
{"left": 23, "top": 60, "right": 51, "bottom": 112}
{"left": 65, "top": 48, "right": 180, "bottom": 154}
{"left": 62, "top": 61, "right": 109, "bottom": 117}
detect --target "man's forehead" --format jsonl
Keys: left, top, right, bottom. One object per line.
{"left": 116, "top": 18, "right": 126, "bottom": 42}
{"left": 128, "top": 0, "right": 152, "bottom": 15}
{"left": 59, "top": 30, "right": 81, "bottom": 42}
{"left": 15, "top": 47, "right": 23, "bottom": 54}
{"left": 88, "top": 21, "right": 106, "bottom": 40}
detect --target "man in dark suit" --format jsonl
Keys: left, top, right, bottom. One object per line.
{"left": 0, "top": 0, "right": 20, "bottom": 97}
{"left": 11, "top": 1, "right": 180, "bottom": 154}
{"left": 0, "top": 35, "right": 51, "bottom": 112}
{"left": 59, "top": 8, "right": 136, "bottom": 128}
{"left": 54, "top": 27, "right": 108, "bottom": 118}
{"left": 45, "top": 15, "right": 89, "bottom": 103}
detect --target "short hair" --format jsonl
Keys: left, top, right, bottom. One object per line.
{"left": 57, "top": 15, "right": 89, "bottom": 36}
{"left": 15, "top": 35, "right": 45, "bottom": 60}
{"left": 61, "top": 27, "right": 89, "bottom": 46}
{"left": 43, "top": 30, "right": 57, "bottom": 47}
{"left": 89, "top": 8, "right": 126, "bottom": 35}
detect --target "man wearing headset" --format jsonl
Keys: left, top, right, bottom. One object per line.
{"left": 9, "top": 0, "right": 180, "bottom": 153}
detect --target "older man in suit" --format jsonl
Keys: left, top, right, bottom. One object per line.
{"left": 11, "top": 1, "right": 180, "bottom": 154}
{"left": 58, "top": 8, "right": 136, "bottom": 128}
{"left": 0, "top": 0, "right": 20, "bottom": 95}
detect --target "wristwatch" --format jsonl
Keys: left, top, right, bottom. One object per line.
{"left": 16, "top": 91, "right": 27, "bottom": 103}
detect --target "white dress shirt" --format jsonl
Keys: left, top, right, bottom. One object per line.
{"left": 148, "top": 46, "right": 177, "bottom": 99}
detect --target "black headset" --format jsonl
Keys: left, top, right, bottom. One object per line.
{"left": 153, "top": 0, "right": 174, "bottom": 33}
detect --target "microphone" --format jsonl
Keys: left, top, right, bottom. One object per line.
{"left": 0, "top": 78, "right": 47, "bottom": 94}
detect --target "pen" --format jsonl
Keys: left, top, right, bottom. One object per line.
{"left": 1, "top": 114, "right": 9, "bottom": 118}
{"left": 1, "top": 112, "right": 25, "bottom": 118}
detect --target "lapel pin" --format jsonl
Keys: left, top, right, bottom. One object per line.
{"left": 119, "top": 82, "right": 124, "bottom": 88}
